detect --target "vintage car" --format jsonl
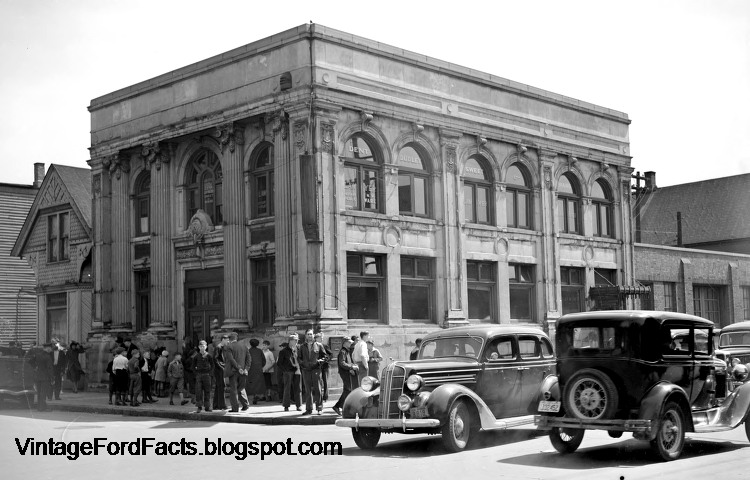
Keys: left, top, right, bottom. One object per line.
{"left": 0, "top": 345, "right": 35, "bottom": 406}
{"left": 535, "top": 311, "right": 750, "bottom": 461}
{"left": 335, "top": 325, "right": 557, "bottom": 452}
{"left": 719, "top": 321, "right": 750, "bottom": 366}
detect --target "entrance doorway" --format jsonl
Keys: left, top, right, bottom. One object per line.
{"left": 185, "top": 268, "right": 223, "bottom": 347}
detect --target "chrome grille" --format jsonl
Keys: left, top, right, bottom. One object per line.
{"left": 379, "top": 363, "right": 406, "bottom": 419}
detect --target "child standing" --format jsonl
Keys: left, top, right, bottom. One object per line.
{"left": 154, "top": 349, "right": 169, "bottom": 397}
{"left": 168, "top": 353, "right": 189, "bottom": 406}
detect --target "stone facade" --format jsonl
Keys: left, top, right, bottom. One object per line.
{"left": 85, "top": 24, "right": 635, "bottom": 384}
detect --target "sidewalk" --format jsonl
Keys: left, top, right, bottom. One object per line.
{"left": 42, "top": 388, "right": 340, "bottom": 425}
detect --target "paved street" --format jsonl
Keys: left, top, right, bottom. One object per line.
{"left": 1, "top": 407, "right": 748, "bottom": 479}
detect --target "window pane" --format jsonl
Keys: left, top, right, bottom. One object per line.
{"left": 346, "top": 254, "right": 361, "bottom": 275}
{"left": 414, "top": 177, "right": 427, "bottom": 215}
{"left": 507, "top": 164, "right": 527, "bottom": 186}
{"left": 402, "top": 284, "right": 430, "bottom": 320}
{"left": 398, "top": 175, "right": 413, "bottom": 213}
{"left": 517, "top": 192, "right": 529, "bottom": 228}
{"left": 398, "top": 146, "right": 424, "bottom": 170}
{"left": 558, "top": 175, "right": 575, "bottom": 195}
{"left": 255, "top": 145, "right": 271, "bottom": 168}
{"left": 464, "top": 157, "right": 487, "bottom": 180}
{"left": 567, "top": 200, "right": 578, "bottom": 233}
{"left": 562, "top": 287, "right": 583, "bottom": 314}
{"left": 506, "top": 191, "right": 516, "bottom": 226}
{"left": 510, "top": 287, "right": 532, "bottom": 320}
{"left": 256, "top": 175, "right": 268, "bottom": 216}
{"left": 477, "top": 187, "right": 489, "bottom": 223}
{"left": 347, "top": 283, "right": 380, "bottom": 319}
{"left": 344, "top": 167, "right": 359, "bottom": 210}
{"left": 400, "top": 257, "right": 414, "bottom": 277}
{"left": 557, "top": 198, "right": 566, "bottom": 232}
{"left": 416, "top": 258, "right": 431, "bottom": 278}
{"left": 363, "top": 256, "right": 380, "bottom": 276}
{"left": 599, "top": 204, "right": 610, "bottom": 236}
{"left": 363, "top": 169, "right": 378, "bottom": 210}
{"left": 468, "top": 287, "right": 492, "bottom": 321}
{"left": 344, "top": 136, "right": 375, "bottom": 162}
{"left": 466, "top": 262, "right": 479, "bottom": 280}
{"left": 479, "top": 263, "right": 494, "bottom": 281}
{"left": 464, "top": 185, "right": 475, "bottom": 222}
{"left": 519, "top": 338, "right": 538, "bottom": 358}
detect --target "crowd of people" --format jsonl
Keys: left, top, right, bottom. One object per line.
{"left": 26, "top": 330, "right": 403, "bottom": 415}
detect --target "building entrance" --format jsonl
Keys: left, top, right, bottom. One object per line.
{"left": 185, "top": 268, "right": 223, "bottom": 346}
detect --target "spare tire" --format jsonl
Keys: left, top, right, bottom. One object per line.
{"left": 563, "top": 368, "right": 618, "bottom": 420}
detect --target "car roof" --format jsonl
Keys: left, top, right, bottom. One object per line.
{"left": 720, "top": 321, "right": 750, "bottom": 333}
{"left": 557, "top": 310, "right": 714, "bottom": 328}
{"left": 421, "top": 324, "right": 548, "bottom": 341}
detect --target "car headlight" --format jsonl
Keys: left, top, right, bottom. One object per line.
{"left": 360, "top": 376, "right": 380, "bottom": 392}
{"left": 406, "top": 374, "right": 424, "bottom": 392}
{"left": 397, "top": 394, "right": 413, "bottom": 412}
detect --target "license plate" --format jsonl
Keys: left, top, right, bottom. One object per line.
{"left": 538, "top": 400, "right": 561, "bottom": 413}
{"left": 410, "top": 407, "right": 429, "bottom": 419}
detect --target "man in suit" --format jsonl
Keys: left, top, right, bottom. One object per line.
{"left": 298, "top": 329, "right": 326, "bottom": 415}
{"left": 277, "top": 335, "right": 301, "bottom": 412}
{"left": 332, "top": 337, "right": 357, "bottom": 416}
{"left": 29, "top": 344, "right": 54, "bottom": 411}
{"left": 224, "top": 332, "right": 250, "bottom": 412}
{"left": 314, "top": 332, "right": 332, "bottom": 402}
{"left": 212, "top": 334, "right": 228, "bottom": 410}
{"left": 50, "top": 339, "right": 67, "bottom": 400}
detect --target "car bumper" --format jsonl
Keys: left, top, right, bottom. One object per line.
{"left": 535, "top": 415, "right": 652, "bottom": 433}
{"left": 335, "top": 417, "right": 441, "bottom": 430}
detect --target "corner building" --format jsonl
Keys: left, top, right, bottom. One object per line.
{"left": 86, "top": 24, "right": 635, "bottom": 376}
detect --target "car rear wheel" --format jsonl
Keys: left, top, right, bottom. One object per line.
{"left": 351, "top": 428, "right": 381, "bottom": 450}
{"left": 650, "top": 402, "right": 685, "bottom": 461}
{"left": 549, "top": 426, "right": 585, "bottom": 454}
{"left": 563, "top": 369, "right": 618, "bottom": 420}
{"left": 442, "top": 400, "right": 473, "bottom": 452}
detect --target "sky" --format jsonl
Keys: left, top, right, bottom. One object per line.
{"left": 1, "top": 0, "right": 748, "bottom": 187}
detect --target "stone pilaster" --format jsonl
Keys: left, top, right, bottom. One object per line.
{"left": 103, "top": 152, "right": 131, "bottom": 328}
{"left": 538, "top": 149, "right": 560, "bottom": 335}
{"left": 89, "top": 160, "right": 111, "bottom": 330}
{"left": 142, "top": 141, "right": 176, "bottom": 336}
{"left": 439, "top": 129, "right": 467, "bottom": 327}
{"left": 215, "top": 123, "right": 249, "bottom": 331}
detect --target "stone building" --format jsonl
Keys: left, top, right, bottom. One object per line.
{"left": 85, "top": 24, "right": 635, "bottom": 377}
{"left": 11, "top": 164, "right": 94, "bottom": 345}
{"left": 0, "top": 164, "right": 42, "bottom": 347}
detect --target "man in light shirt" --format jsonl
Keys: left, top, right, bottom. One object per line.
{"left": 351, "top": 331, "right": 370, "bottom": 385}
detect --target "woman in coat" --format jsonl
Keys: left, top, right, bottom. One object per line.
{"left": 154, "top": 350, "right": 169, "bottom": 397}
{"left": 66, "top": 341, "right": 90, "bottom": 393}
{"left": 246, "top": 338, "right": 266, "bottom": 404}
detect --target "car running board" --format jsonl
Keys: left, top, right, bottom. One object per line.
{"left": 483, "top": 414, "right": 535, "bottom": 431}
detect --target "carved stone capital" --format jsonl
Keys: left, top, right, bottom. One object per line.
{"left": 214, "top": 123, "right": 244, "bottom": 154}
{"left": 103, "top": 152, "right": 130, "bottom": 180}
{"left": 294, "top": 120, "right": 307, "bottom": 152}
{"left": 444, "top": 144, "right": 457, "bottom": 173}
{"left": 269, "top": 111, "right": 288, "bottom": 140}
{"left": 320, "top": 122, "right": 335, "bottom": 154}
{"left": 141, "top": 141, "right": 175, "bottom": 171}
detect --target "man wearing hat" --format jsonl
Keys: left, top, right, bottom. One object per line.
{"left": 277, "top": 334, "right": 302, "bottom": 412}
{"left": 29, "top": 343, "right": 54, "bottom": 411}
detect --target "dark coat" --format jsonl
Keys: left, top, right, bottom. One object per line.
{"left": 337, "top": 346, "right": 357, "bottom": 377}
{"left": 51, "top": 349, "right": 67, "bottom": 375}
{"left": 246, "top": 347, "right": 266, "bottom": 395}
{"left": 276, "top": 346, "right": 297, "bottom": 373}
{"left": 298, "top": 341, "right": 326, "bottom": 371}
{"left": 224, "top": 341, "right": 251, "bottom": 376}
{"left": 193, "top": 352, "right": 215, "bottom": 374}
{"left": 29, "top": 350, "right": 54, "bottom": 382}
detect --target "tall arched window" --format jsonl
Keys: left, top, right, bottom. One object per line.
{"left": 343, "top": 134, "right": 382, "bottom": 213}
{"left": 397, "top": 144, "right": 430, "bottom": 217}
{"left": 251, "top": 143, "right": 274, "bottom": 218}
{"left": 506, "top": 163, "right": 532, "bottom": 229}
{"left": 134, "top": 172, "right": 150, "bottom": 236}
{"left": 592, "top": 179, "right": 613, "bottom": 237}
{"left": 463, "top": 156, "right": 493, "bottom": 225}
{"left": 186, "top": 149, "right": 223, "bottom": 224}
{"left": 557, "top": 173, "right": 581, "bottom": 234}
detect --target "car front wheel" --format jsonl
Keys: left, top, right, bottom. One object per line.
{"left": 442, "top": 400, "right": 474, "bottom": 452}
{"left": 351, "top": 428, "right": 381, "bottom": 450}
{"left": 549, "top": 426, "right": 585, "bottom": 454}
{"left": 650, "top": 401, "right": 685, "bottom": 461}
{"left": 563, "top": 368, "right": 618, "bottom": 420}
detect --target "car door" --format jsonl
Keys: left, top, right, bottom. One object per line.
{"left": 477, "top": 335, "right": 521, "bottom": 418}
{"left": 660, "top": 322, "right": 695, "bottom": 399}
{"left": 517, "top": 335, "right": 555, "bottom": 415}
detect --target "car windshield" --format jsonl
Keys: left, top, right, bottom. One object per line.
{"left": 720, "top": 331, "right": 750, "bottom": 347}
{"left": 420, "top": 336, "right": 484, "bottom": 359}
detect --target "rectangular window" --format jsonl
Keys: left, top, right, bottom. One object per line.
{"left": 347, "top": 253, "right": 385, "bottom": 322}
{"left": 561, "top": 267, "right": 585, "bottom": 315}
{"left": 693, "top": 285, "right": 722, "bottom": 324}
{"left": 476, "top": 186, "right": 489, "bottom": 224}
{"left": 344, "top": 166, "right": 360, "bottom": 210}
{"left": 138, "top": 198, "right": 149, "bottom": 235}
{"left": 401, "top": 256, "right": 434, "bottom": 322}
{"left": 47, "top": 212, "right": 70, "bottom": 262}
{"left": 135, "top": 271, "right": 150, "bottom": 331}
{"left": 398, "top": 175, "right": 412, "bottom": 213}
{"left": 509, "top": 264, "right": 534, "bottom": 321}
{"left": 464, "top": 184, "right": 475, "bottom": 223}
{"left": 414, "top": 177, "right": 427, "bottom": 216}
{"left": 467, "top": 261, "right": 496, "bottom": 322}
{"left": 594, "top": 268, "right": 617, "bottom": 286}
{"left": 743, "top": 287, "right": 750, "bottom": 320}
{"left": 46, "top": 292, "right": 67, "bottom": 342}
{"left": 253, "top": 257, "right": 276, "bottom": 325}
{"left": 638, "top": 282, "right": 654, "bottom": 310}
{"left": 664, "top": 282, "right": 677, "bottom": 312}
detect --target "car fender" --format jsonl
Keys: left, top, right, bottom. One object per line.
{"left": 425, "top": 383, "right": 496, "bottom": 429}
{"left": 342, "top": 387, "right": 380, "bottom": 419}
{"left": 638, "top": 382, "right": 692, "bottom": 440}
{"left": 709, "top": 380, "right": 750, "bottom": 429}
{"left": 540, "top": 374, "right": 560, "bottom": 402}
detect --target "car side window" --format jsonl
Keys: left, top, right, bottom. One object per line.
{"left": 540, "top": 338, "right": 554, "bottom": 358}
{"left": 519, "top": 337, "right": 540, "bottom": 359}
{"left": 486, "top": 337, "right": 515, "bottom": 361}
{"left": 663, "top": 327, "right": 691, "bottom": 356}
{"left": 694, "top": 328, "right": 710, "bottom": 356}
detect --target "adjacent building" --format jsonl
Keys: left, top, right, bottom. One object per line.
{"left": 0, "top": 165, "right": 43, "bottom": 347}
{"left": 84, "top": 24, "right": 636, "bottom": 377}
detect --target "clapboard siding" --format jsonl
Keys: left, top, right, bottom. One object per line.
{"left": 0, "top": 184, "right": 38, "bottom": 347}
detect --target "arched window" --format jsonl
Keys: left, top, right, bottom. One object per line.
{"left": 186, "top": 149, "right": 223, "bottom": 224}
{"left": 397, "top": 144, "right": 430, "bottom": 217}
{"left": 592, "top": 179, "right": 613, "bottom": 237}
{"left": 343, "top": 134, "right": 382, "bottom": 213}
{"left": 251, "top": 143, "right": 274, "bottom": 218}
{"left": 506, "top": 163, "right": 532, "bottom": 229}
{"left": 134, "top": 172, "right": 150, "bottom": 236}
{"left": 463, "top": 156, "right": 493, "bottom": 225}
{"left": 557, "top": 173, "right": 581, "bottom": 234}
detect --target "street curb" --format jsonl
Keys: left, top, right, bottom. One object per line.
{"left": 46, "top": 403, "right": 338, "bottom": 426}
